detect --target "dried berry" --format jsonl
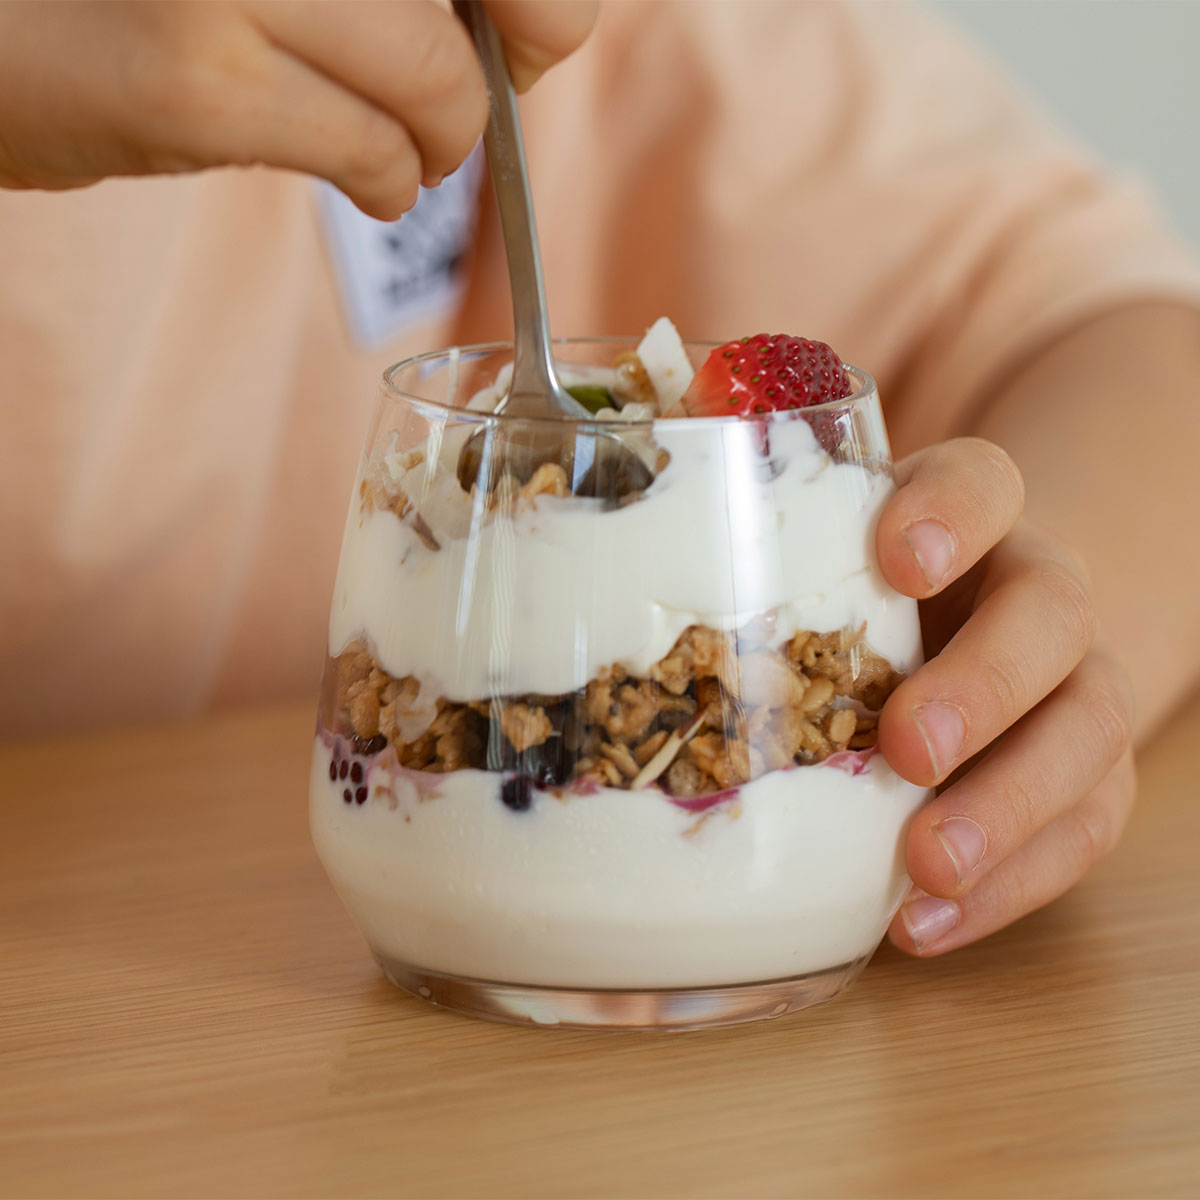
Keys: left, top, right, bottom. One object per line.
{"left": 500, "top": 775, "right": 534, "bottom": 812}
{"left": 350, "top": 733, "right": 388, "bottom": 757}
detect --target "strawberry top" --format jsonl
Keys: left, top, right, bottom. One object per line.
{"left": 680, "top": 334, "right": 853, "bottom": 418}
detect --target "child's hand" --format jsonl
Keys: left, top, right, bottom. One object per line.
{"left": 0, "top": 0, "right": 596, "bottom": 219}
{"left": 875, "top": 438, "right": 1136, "bottom": 955}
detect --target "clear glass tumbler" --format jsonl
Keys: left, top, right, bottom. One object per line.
{"left": 310, "top": 338, "right": 932, "bottom": 1030}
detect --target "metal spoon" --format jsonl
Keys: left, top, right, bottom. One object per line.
{"left": 453, "top": 0, "right": 652, "bottom": 498}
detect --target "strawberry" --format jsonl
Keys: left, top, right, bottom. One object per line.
{"left": 681, "top": 334, "right": 853, "bottom": 418}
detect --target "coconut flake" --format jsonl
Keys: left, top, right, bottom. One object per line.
{"left": 636, "top": 317, "right": 694, "bottom": 412}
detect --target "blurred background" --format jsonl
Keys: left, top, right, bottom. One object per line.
{"left": 932, "top": 0, "right": 1200, "bottom": 248}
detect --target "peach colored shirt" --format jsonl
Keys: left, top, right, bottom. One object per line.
{"left": 2, "top": 0, "right": 1198, "bottom": 735}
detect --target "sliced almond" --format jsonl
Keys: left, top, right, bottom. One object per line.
{"left": 630, "top": 712, "right": 707, "bottom": 790}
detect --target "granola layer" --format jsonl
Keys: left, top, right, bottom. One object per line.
{"left": 320, "top": 621, "right": 900, "bottom": 797}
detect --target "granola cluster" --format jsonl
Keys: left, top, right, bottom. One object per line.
{"left": 359, "top": 470, "right": 441, "bottom": 550}
{"left": 360, "top": 453, "right": 574, "bottom": 532}
{"left": 322, "top": 622, "right": 900, "bottom": 798}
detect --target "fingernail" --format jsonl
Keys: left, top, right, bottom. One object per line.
{"left": 914, "top": 701, "right": 966, "bottom": 777}
{"left": 934, "top": 815, "right": 988, "bottom": 884}
{"left": 903, "top": 519, "right": 956, "bottom": 588}
{"left": 902, "top": 893, "right": 961, "bottom": 951}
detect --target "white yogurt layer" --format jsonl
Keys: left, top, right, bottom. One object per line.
{"left": 328, "top": 416, "right": 922, "bottom": 702}
{"left": 310, "top": 740, "right": 929, "bottom": 989}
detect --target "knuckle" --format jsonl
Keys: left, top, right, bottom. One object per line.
{"left": 977, "top": 438, "right": 1025, "bottom": 501}
{"left": 1037, "top": 559, "right": 1097, "bottom": 654}
{"left": 996, "top": 773, "right": 1041, "bottom": 839}
{"left": 956, "top": 437, "right": 1026, "bottom": 511}
{"left": 1066, "top": 795, "right": 1120, "bottom": 866}
{"left": 1076, "top": 675, "right": 1134, "bottom": 766}
{"left": 979, "top": 650, "right": 1026, "bottom": 718}
{"left": 1029, "top": 520, "right": 1094, "bottom": 587}
{"left": 341, "top": 110, "right": 417, "bottom": 190}
{"left": 137, "top": 45, "right": 210, "bottom": 127}
{"left": 138, "top": 70, "right": 231, "bottom": 168}
{"left": 1112, "top": 753, "right": 1139, "bottom": 831}
{"left": 407, "top": 18, "right": 478, "bottom": 106}
{"left": 133, "top": 20, "right": 261, "bottom": 159}
{"left": 406, "top": 25, "right": 486, "bottom": 174}
{"left": 1057, "top": 538, "right": 1093, "bottom": 587}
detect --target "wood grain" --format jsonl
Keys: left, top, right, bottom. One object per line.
{"left": 2, "top": 698, "right": 1198, "bottom": 1199}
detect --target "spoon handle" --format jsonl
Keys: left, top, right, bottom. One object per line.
{"left": 453, "top": 0, "right": 559, "bottom": 404}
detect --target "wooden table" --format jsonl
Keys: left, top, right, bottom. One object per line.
{"left": 2, "top": 698, "right": 1198, "bottom": 1200}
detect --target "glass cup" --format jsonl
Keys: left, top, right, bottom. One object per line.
{"left": 310, "top": 338, "right": 932, "bottom": 1030}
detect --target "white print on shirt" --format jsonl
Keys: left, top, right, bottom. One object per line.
{"left": 317, "top": 143, "right": 483, "bottom": 347}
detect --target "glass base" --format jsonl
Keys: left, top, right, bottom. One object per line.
{"left": 374, "top": 953, "right": 871, "bottom": 1031}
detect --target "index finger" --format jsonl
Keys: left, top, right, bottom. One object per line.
{"left": 256, "top": 0, "right": 488, "bottom": 187}
{"left": 484, "top": 0, "right": 599, "bottom": 91}
{"left": 876, "top": 437, "right": 1025, "bottom": 599}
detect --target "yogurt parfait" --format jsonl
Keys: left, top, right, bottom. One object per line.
{"left": 310, "top": 320, "right": 932, "bottom": 1029}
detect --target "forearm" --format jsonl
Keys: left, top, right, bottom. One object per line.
{"left": 966, "top": 302, "right": 1200, "bottom": 740}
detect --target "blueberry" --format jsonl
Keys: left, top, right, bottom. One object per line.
{"left": 500, "top": 775, "right": 534, "bottom": 812}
